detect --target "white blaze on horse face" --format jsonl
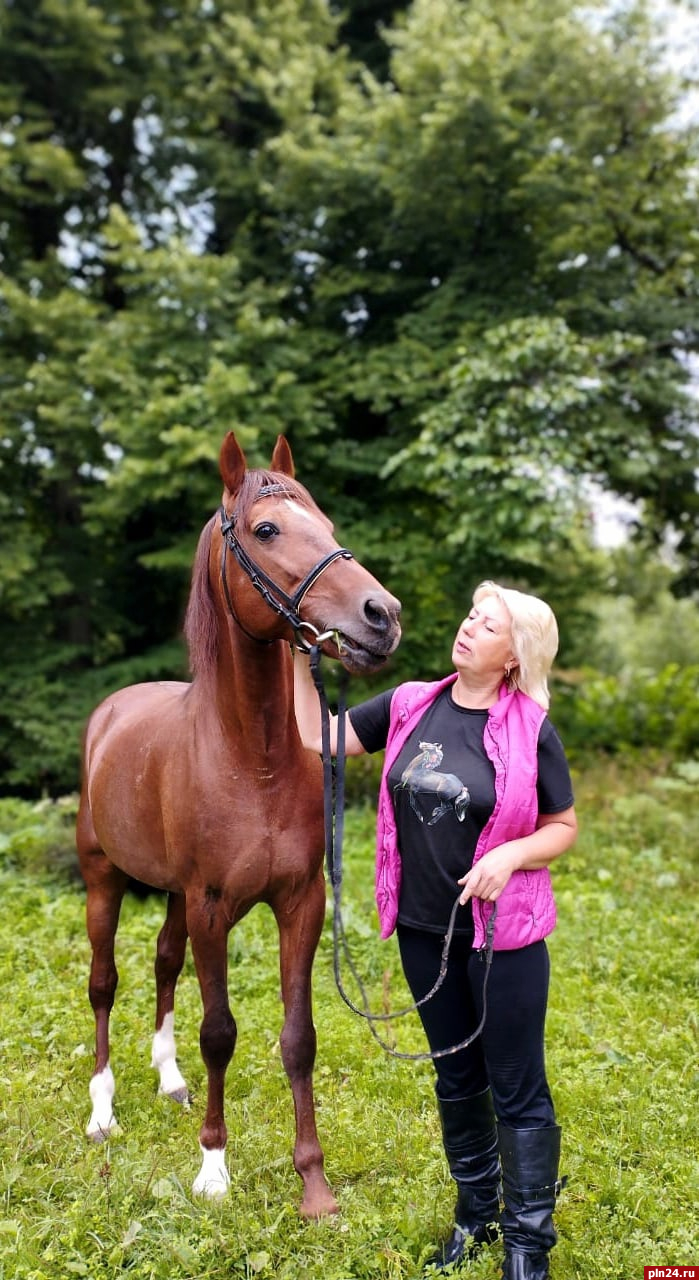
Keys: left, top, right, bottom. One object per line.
{"left": 151, "top": 1012, "right": 188, "bottom": 1100}
{"left": 282, "top": 499, "right": 321, "bottom": 526}
{"left": 87, "top": 1064, "right": 117, "bottom": 1139}
{"left": 193, "top": 1144, "right": 231, "bottom": 1198}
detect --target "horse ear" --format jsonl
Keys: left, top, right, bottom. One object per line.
{"left": 270, "top": 434, "right": 295, "bottom": 478}
{"left": 219, "top": 432, "right": 247, "bottom": 497}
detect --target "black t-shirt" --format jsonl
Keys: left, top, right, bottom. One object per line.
{"left": 349, "top": 685, "right": 574, "bottom": 938}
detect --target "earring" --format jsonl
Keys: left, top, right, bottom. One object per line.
{"left": 505, "top": 662, "right": 512, "bottom": 677}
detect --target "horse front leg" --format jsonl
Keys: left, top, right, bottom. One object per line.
{"left": 152, "top": 891, "right": 190, "bottom": 1104}
{"left": 275, "top": 870, "right": 339, "bottom": 1218}
{"left": 187, "top": 900, "right": 236, "bottom": 1198}
{"left": 82, "top": 856, "right": 128, "bottom": 1140}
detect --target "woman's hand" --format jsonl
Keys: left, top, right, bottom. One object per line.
{"left": 457, "top": 808, "right": 577, "bottom": 905}
{"left": 458, "top": 845, "right": 518, "bottom": 904}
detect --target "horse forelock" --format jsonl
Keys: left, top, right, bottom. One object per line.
{"left": 231, "top": 468, "right": 318, "bottom": 528}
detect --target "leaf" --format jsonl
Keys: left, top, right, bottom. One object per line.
{"left": 121, "top": 1220, "right": 143, "bottom": 1247}
{"left": 150, "top": 1176, "right": 178, "bottom": 1200}
{"left": 248, "top": 1251, "right": 272, "bottom": 1273}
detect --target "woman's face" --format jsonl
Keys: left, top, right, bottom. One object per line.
{"left": 451, "top": 594, "right": 515, "bottom": 681}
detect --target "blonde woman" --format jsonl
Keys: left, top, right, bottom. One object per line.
{"left": 294, "top": 582, "right": 577, "bottom": 1280}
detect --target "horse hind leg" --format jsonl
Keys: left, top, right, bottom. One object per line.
{"left": 77, "top": 802, "right": 128, "bottom": 1141}
{"left": 152, "top": 891, "right": 190, "bottom": 1105}
{"left": 275, "top": 872, "right": 339, "bottom": 1218}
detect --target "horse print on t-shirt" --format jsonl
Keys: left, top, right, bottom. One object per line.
{"left": 397, "top": 741, "right": 471, "bottom": 826}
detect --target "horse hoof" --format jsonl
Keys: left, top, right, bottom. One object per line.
{"left": 87, "top": 1120, "right": 120, "bottom": 1143}
{"left": 299, "top": 1188, "right": 340, "bottom": 1218}
{"left": 165, "top": 1086, "right": 191, "bottom": 1107}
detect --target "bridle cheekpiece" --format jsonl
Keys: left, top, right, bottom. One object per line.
{"left": 218, "top": 485, "right": 353, "bottom": 651}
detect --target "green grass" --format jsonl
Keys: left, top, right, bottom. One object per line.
{"left": 0, "top": 759, "right": 698, "bottom": 1279}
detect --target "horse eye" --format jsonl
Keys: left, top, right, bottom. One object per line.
{"left": 254, "top": 522, "right": 279, "bottom": 542}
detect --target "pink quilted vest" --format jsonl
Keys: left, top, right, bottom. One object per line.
{"left": 374, "top": 676, "right": 557, "bottom": 950}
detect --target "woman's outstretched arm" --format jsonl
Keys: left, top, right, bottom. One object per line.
{"left": 293, "top": 651, "right": 367, "bottom": 757}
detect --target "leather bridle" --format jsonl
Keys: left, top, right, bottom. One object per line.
{"left": 219, "top": 486, "right": 353, "bottom": 650}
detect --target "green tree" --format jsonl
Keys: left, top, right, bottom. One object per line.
{"left": 1, "top": 0, "right": 697, "bottom": 793}
{"left": 262, "top": 0, "right": 699, "bottom": 577}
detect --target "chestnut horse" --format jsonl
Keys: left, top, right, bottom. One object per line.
{"left": 76, "top": 432, "right": 401, "bottom": 1216}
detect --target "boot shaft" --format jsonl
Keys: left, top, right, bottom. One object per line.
{"left": 437, "top": 1089, "right": 500, "bottom": 1192}
{"left": 498, "top": 1124, "right": 562, "bottom": 1197}
{"left": 437, "top": 1090, "right": 501, "bottom": 1230}
{"left": 498, "top": 1124, "right": 563, "bottom": 1263}
{"left": 429, "top": 1090, "right": 501, "bottom": 1272}
{"left": 438, "top": 1087, "right": 497, "bottom": 1157}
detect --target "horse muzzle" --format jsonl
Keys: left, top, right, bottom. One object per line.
{"left": 330, "top": 613, "right": 402, "bottom": 674}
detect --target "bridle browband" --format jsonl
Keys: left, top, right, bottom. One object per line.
{"left": 218, "top": 484, "right": 354, "bottom": 650}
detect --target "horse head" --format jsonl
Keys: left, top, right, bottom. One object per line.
{"left": 216, "top": 432, "right": 401, "bottom": 674}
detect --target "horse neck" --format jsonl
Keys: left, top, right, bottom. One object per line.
{"left": 203, "top": 620, "right": 296, "bottom": 759}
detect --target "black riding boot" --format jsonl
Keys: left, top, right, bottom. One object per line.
{"left": 427, "top": 1089, "right": 501, "bottom": 1271}
{"left": 498, "top": 1125, "right": 564, "bottom": 1280}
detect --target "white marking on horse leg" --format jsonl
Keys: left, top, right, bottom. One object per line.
{"left": 151, "top": 1012, "right": 189, "bottom": 1102}
{"left": 87, "top": 1064, "right": 117, "bottom": 1140}
{"left": 192, "top": 1144, "right": 230, "bottom": 1198}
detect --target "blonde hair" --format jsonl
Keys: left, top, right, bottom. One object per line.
{"left": 473, "top": 580, "right": 559, "bottom": 711}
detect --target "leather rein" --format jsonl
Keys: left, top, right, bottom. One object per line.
{"left": 309, "top": 643, "right": 497, "bottom": 1061}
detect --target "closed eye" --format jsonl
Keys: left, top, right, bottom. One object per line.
{"left": 469, "top": 609, "right": 498, "bottom": 634}
{"left": 254, "top": 522, "right": 279, "bottom": 542}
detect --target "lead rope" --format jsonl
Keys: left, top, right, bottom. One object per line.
{"left": 309, "top": 644, "right": 497, "bottom": 1061}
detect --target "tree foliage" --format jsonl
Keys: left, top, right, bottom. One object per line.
{"left": 1, "top": 0, "right": 697, "bottom": 792}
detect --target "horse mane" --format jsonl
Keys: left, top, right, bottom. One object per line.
{"left": 183, "top": 468, "right": 321, "bottom": 680}
{"left": 183, "top": 515, "right": 219, "bottom": 680}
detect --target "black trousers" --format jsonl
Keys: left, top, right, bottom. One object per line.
{"left": 397, "top": 925, "right": 555, "bottom": 1127}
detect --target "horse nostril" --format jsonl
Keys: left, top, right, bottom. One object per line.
{"left": 364, "top": 599, "right": 391, "bottom": 631}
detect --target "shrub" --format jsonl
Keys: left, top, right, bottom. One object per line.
{"left": 552, "top": 663, "right": 699, "bottom": 759}
{"left": 0, "top": 794, "right": 80, "bottom": 883}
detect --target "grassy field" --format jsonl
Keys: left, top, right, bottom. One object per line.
{"left": 0, "top": 758, "right": 697, "bottom": 1280}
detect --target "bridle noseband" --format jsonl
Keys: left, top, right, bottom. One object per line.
{"left": 219, "top": 486, "right": 353, "bottom": 650}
